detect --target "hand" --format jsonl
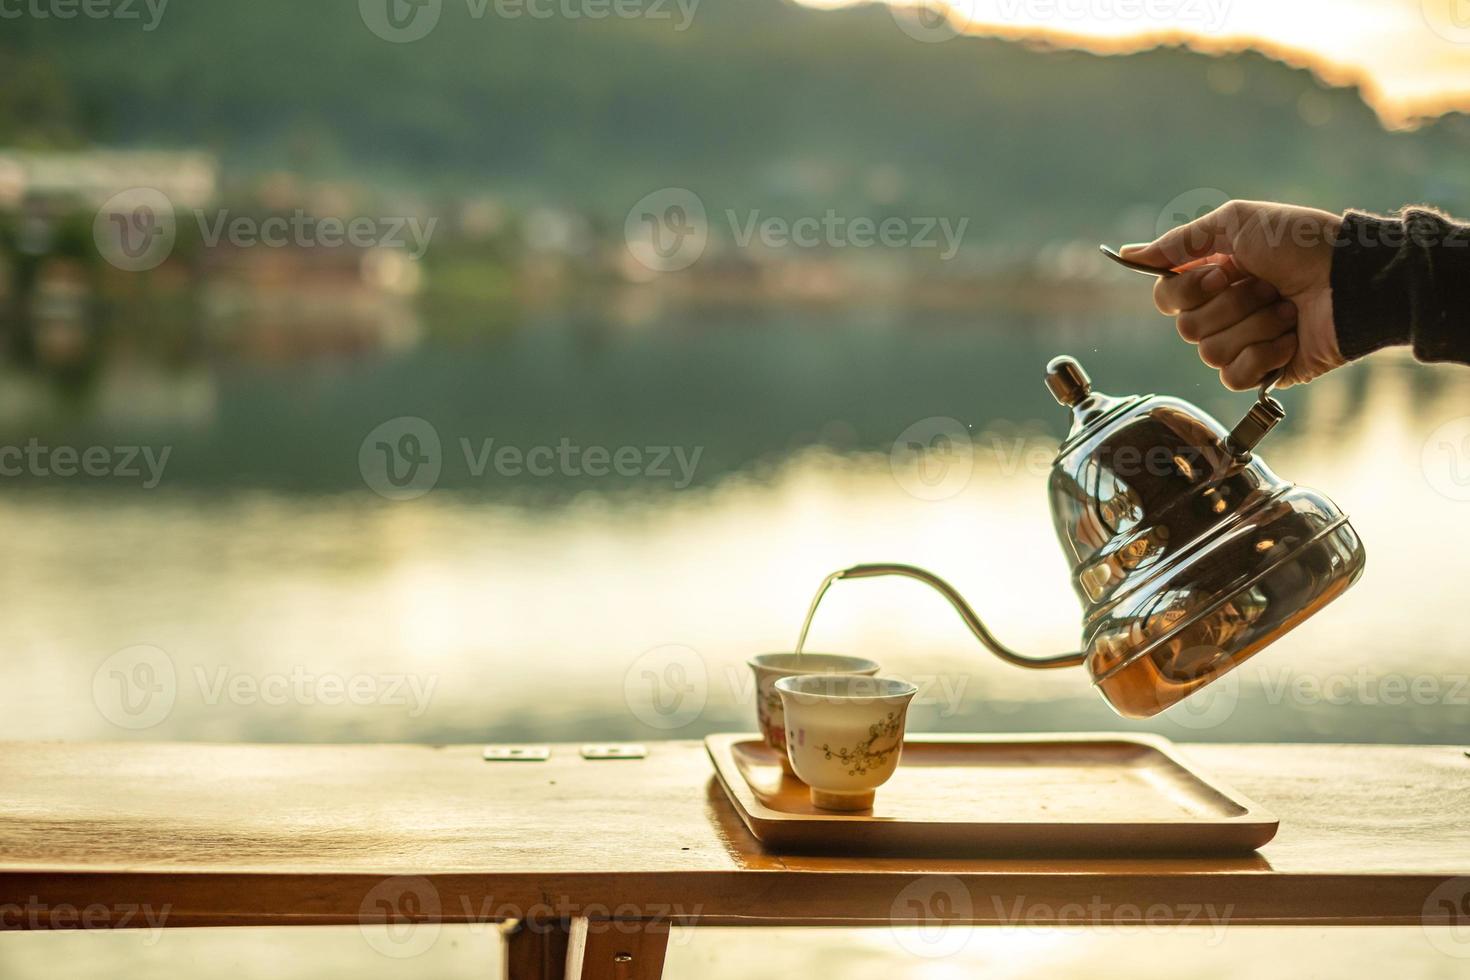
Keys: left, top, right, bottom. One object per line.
{"left": 1121, "top": 200, "right": 1346, "bottom": 390}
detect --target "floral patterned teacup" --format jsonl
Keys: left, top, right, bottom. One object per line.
{"left": 775, "top": 674, "right": 918, "bottom": 811}
{"left": 747, "top": 653, "right": 880, "bottom": 772}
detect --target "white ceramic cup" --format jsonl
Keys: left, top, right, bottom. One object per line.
{"left": 748, "top": 653, "right": 881, "bottom": 772}
{"left": 775, "top": 674, "right": 918, "bottom": 811}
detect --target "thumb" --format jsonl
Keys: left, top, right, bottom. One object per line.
{"left": 1121, "top": 202, "right": 1245, "bottom": 270}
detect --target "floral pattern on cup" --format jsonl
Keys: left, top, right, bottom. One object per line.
{"left": 756, "top": 688, "right": 785, "bottom": 748}
{"left": 746, "top": 653, "right": 880, "bottom": 760}
{"left": 818, "top": 711, "right": 903, "bottom": 776}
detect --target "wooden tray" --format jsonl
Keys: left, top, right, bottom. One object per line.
{"left": 706, "top": 732, "right": 1278, "bottom": 856}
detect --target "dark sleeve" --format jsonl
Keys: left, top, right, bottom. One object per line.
{"left": 1330, "top": 206, "right": 1470, "bottom": 365}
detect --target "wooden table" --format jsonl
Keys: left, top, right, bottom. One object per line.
{"left": 2, "top": 741, "right": 1468, "bottom": 979}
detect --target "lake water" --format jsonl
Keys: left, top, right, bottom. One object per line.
{"left": 3, "top": 299, "right": 1468, "bottom": 746}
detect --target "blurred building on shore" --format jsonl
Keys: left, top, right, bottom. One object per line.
{"left": 0, "top": 150, "right": 217, "bottom": 211}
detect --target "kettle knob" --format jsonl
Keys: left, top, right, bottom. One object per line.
{"left": 1045, "top": 356, "right": 1092, "bottom": 406}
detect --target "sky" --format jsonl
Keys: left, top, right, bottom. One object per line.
{"left": 801, "top": 0, "right": 1470, "bottom": 129}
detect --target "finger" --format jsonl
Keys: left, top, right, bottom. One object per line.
{"left": 1220, "top": 333, "right": 1297, "bottom": 391}
{"left": 1121, "top": 201, "right": 1246, "bottom": 269}
{"left": 1175, "top": 277, "right": 1282, "bottom": 342}
{"left": 1275, "top": 357, "right": 1316, "bottom": 389}
{"left": 1152, "top": 263, "right": 1230, "bottom": 315}
{"left": 1175, "top": 254, "right": 1236, "bottom": 275}
{"left": 1146, "top": 255, "right": 1240, "bottom": 312}
{"left": 1197, "top": 301, "right": 1297, "bottom": 368}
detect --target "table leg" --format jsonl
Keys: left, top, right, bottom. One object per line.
{"left": 565, "top": 918, "right": 671, "bottom": 980}
{"left": 501, "top": 918, "right": 572, "bottom": 980}
{"left": 501, "top": 917, "right": 670, "bottom": 980}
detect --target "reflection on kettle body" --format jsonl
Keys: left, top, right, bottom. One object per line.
{"left": 800, "top": 356, "right": 1367, "bottom": 719}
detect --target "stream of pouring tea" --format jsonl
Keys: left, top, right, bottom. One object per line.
{"left": 793, "top": 570, "right": 844, "bottom": 655}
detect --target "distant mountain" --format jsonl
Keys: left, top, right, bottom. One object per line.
{"left": 5, "top": 0, "right": 1470, "bottom": 245}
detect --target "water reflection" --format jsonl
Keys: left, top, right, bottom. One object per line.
{"left": 1, "top": 309, "right": 1468, "bottom": 744}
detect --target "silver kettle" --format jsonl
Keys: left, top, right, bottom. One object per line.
{"left": 826, "top": 356, "right": 1367, "bottom": 718}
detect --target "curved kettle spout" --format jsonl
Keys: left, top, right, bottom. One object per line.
{"left": 834, "top": 563, "right": 1086, "bottom": 670}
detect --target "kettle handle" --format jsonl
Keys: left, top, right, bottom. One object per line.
{"left": 1226, "top": 368, "right": 1287, "bottom": 460}
{"left": 835, "top": 563, "right": 1086, "bottom": 670}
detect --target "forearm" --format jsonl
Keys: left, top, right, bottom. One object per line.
{"left": 1331, "top": 206, "right": 1470, "bottom": 365}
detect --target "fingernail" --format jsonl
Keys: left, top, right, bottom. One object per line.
{"left": 1118, "top": 242, "right": 1148, "bottom": 257}
{"left": 1201, "top": 267, "right": 1228, "bottom": 292}
{"left": 1275, "top": 300, "right": 1298, "bottom": 322}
